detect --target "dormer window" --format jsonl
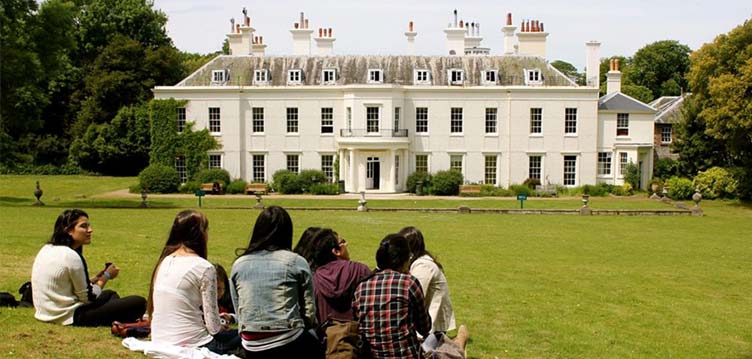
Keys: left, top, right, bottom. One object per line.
{"left": 482, "top": 70, "right": 497, "bottom": 85}
{"left": 254, "top": 69, "right": 269, "bottom": 85}
{"left": 448, "top": 69, "right": 464, "bottom": 85}
{"left": 524, "top": 68, "right": 543, "bottom": 85}
{"left": 322, "top": 69, "right": 336, "bottom": 85}
{"left": 211, "top": 69, "right": 228, "bottom": 84}
{"left": 414, "top": 69, "right": 431, "bottom": 85}
{"left": 287, "top": 69, "right": 303, "bottom": 85}
{"left": 368, "top": 69, "right": 383, "bottom": 84}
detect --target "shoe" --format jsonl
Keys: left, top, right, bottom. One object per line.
{"left": 455, "top": 324, "right": 469, "bottom": 351}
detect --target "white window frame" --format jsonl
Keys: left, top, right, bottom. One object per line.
{"left": 321, "top": 154, "right": 334, "bottom": 182}
{"left": 414, "top": 69, "right": 431, "bottom": 85}
{"left": 321, "top": 68, "right": 336, "bottom": 85}
{"left": 208, "top": 153, "right": 223, "bottom": 169}
{"left": 366, "top": 106, "right": 380, "bottom": 133}
{"left": 254, "top": 69, "right": 269, "bottom": 85}
{"left": 286, "top": 154, "right": 300, "bottom": 174}
{"left": 597, "top": 152, "right": 612, "bottom": 176}
{"left": 450, "top": 107, "right": 463, "bottom": 134}
{"left": 286, "top": 107, "right": 299, "bottom": 134}
{"left": 251, "top": 154, "right": 266, "bottom": 183}
{"left": 321, "top": 107, "right": 334, "bottom": 134}
{"left": 524, "top": 68, "right": 543, "bottom": 85}
{"left": 394, "top": 155, "right": 400, "bottom": 186}
{"left": 619, "top": 152, "right": 629, "bottom": 177}
{"left": 484, "top": 154, "right": 498, "bottom": 185}
{"left": 394, "top": 107, "right": 401, "bottom": 131}
{"left": 661, "top": 126, "right": 672, "bottom": 144}
{"left": 175, "top": 156, "right": 187, "bottom": 184}
{"left": 482, "top": 70, "right": 497, "bottom": 85}
{"left": 415, "top": 107, "right": 429, "bottom": 134}
{"left": 565, "top": 108, "right": 578, "bottom": 135}
{"left": 528, "top": 155, "right": 543, "bottom": 181}
{"left": 449, "top": 154, "right": 464, "bottom": 174}
{"left": 346, "top": 107, "right": 352, "bottom": 132}
{"left": 415, "top": 154, "right": 429, "bottom": 173}
{"left": 368, "top": 69, "right": 383, "bottom": 84}
{"left": 211, "top": 69, "right": 228, "bottom": 84}
{"left": 287, "top": 69, "right": 303, "bottom": 85}
{"left": 485, "top": 108, "right": 497, "bottom": 134}
{"left": 530, "top": 108, "right": 542, "bottom": 134}
{"left": 209, "top": 107, "right": 221, "bottom": 134}
{"left": 252, "top": 107, "right": 264, "bottom": 133}
{"left": 617, "top": 113, "right": 629, "bottom": 136}
{"left": 448, "top": 69, "right": 464, "bottom": 85}
{"left": 563, "top": 155, "right": 578, "bottom": 186}
{"left": 176, "top": 107, "right": 186, "bottom": 133}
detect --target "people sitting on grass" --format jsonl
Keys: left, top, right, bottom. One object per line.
{"left": 31, "top": 209, "right": 146, "bottom": 326}
{"left": 214, "top": 263, "right": 234, "bottom": 316}
{"left": 293, "top": 226, "right": 322, "bottom": 267}
{"left": 399, "top": 226, "right": 469, "bottom": 356}
{"left": 148, "top": 210, "right": 240, "bottom": 354}
{"left": 352, "top": 233, "right": 432, "bottom": 359}
{"left": 230, "top": 206, "right": 322, "bottom": 358}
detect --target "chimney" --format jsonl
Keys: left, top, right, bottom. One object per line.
{"left": 252, "top": 35, "right": 267, "bottom": 56}
{"left": 444, "top": 9, "right": 466, "bottom": 56}
{"left": 226, "top": 18, "right": 243, "bottom": 55}
{"left": 501, "top": 13, "right": 517, "bottom": 55}
{"left": 585, "top": 40, "right": 601, "bottom": 87}
{"left": 464, "top": 21, "right": 482, "bottom": 49}
{"left": 290, "top": 12, "right": 313, "bottom": 55}
{"left": 314, "top": 26, "right": 335, "bottom": 55}
{"left": 516, "top": 18, "right": 548, "bottom": 57}
{"left": 606, "top": 58, "right": 622, "bottom": 94}
{"left": 405, "top": 21, "right": 417, "bottom": 55}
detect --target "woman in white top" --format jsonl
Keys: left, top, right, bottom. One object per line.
{"left": 31, "top": 209, "right": 146, "bottom": 326}
{"left": 148, "top": 210, "right": 239, "bottom": 354}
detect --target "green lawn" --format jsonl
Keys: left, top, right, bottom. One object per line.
{"left": 1, "top": 176, "right": 751, "bottom": 358}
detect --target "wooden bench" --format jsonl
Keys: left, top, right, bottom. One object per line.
{"left": 200, "top": 182, "right": 223, "bottom": 194}
{"left": 459, "top": 185, "right": 481, "bottom": 196}
{"left": 245, "top": 183, "right": 268, "bottom": 195}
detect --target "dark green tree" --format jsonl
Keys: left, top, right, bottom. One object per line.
{"left": 631, "top": 40, "right": 691, "bottom": 98}
{"left": 551, "top": 60, "right": 584, "bottom": 85}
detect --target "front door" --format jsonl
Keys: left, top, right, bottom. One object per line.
{"left": 366, "top": 157, "right": 380, "bottom": 190}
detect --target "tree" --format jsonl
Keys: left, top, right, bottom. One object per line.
{"left": 631, "top": 40, "right": 691, "bottom": 98}
{"left": 551, "top": 60, "right": 584, "bottom": 85}
{"left": 672, "top": 97, "right": 730, "bottom": 176}
{"left": 597, "top": 56, "right": 654, "bottom": 103}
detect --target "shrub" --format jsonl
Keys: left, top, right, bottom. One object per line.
{"left": 298, "top": 169, "right": 328, "bottom": 192}
{"left": 523, "top": 177, "right": 541, "bottom": 189}
{"left": 139, "top": 164, "right": 180, "bottom": 193}
{"left": 509, "top": 184, "right": 533, "bottom": 197}
{"left": 624, "top": 162, "right": 640, "bottom": 189}
{"left": 195, "top": 168, "right": 231, "bottom": 188}
{"left": 693, "top": 167, "right": 738, "bottom": 199}
{"left": 406, "top": 171, "right": 432, "bottom": 193}
{"left": 272, "top": 170, "right": 303, "bottom": 194}
{"left": 430, "top": 170, "right": 463, "bottom": 196}
{"left": 308, "top": 183, "right": 339, "bottom": 195}
{"left": 665, "top": 176, "right": 694, "bottom": 200}
{"left": 226, "top": 179, "right": 248, "bottom": 194}
{"left": 180, "top": 181, "right": 202, "bottom": 194}
{"left": 582, "top": 183, "right": 610, "bottom": 197}
{"left": 0, "top": 163, "right": 88, "bottom": 175}
{"left": 653, "top": 158, "right": 680, "bottom": 180}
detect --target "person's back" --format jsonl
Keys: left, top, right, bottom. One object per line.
{"left": 314, "top": 258, "right": 370, "bottom": 323}
{"left": 32, "top": 244, "right": 87, "bottom": 324}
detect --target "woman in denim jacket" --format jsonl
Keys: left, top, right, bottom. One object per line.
{"left": 230, "top": 206, "right": 322, "bottom": 358}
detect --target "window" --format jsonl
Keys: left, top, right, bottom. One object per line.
{"left": 321, "top": 155, "right": 334, "bottom": 182}
{"left": 175, "top": 156, "right": 187, "bottom": 183}
{"left": 485, "top": 108, "right": 497, "bottom": 134}
{"left": 286, "top": 154, "right": 299, "bottom": 173}
{"left": 450, "top": 107, "right": 463, "bottom": 133}
{"left": 209, "top": 107, "right": 221, "bottom": 133}
{"left": 530, "top": 108, "right": 542, "bottom": 134}
{"left": 288, "top": 69, "right": 302, "bottom": 85}
{"left": 287, "top": 108, "right": 298, "bottom": 133}
{"left": 597, "top": 152, "right": 612, "bottom": 176}
{"left": 448, "top": 69, "right": 464, "bottom": 85}
{"left": 208, "top": 154, "right": 222, "bottom": 169}
{"left": 211, "top": 69, "right": 228, "bottom": 84}
{"left": 414, "top": 69, "right": 431, "bottom": 85}
{"left": 346, "top": 107, "right": 352, "bottom": 131}
{"left": 565, "top": 108, "right": 577, "bottom": 134}
{"left": 177, "top": 108, "right": 186, "bottom": 132}
{"left": 617, "top": 113, "right": 629, "bottom": 136}
{"left": 619, "top": 152, "right": 628, "bottom": 175}
{"left": 415, "top": 155, "right": 428, "bottom": 173}
{"left": 524, "top": 68, "right": 542, "bottom": 85}
{"left": 254, "top": 69, "right": 269, "bottom": 84}
{"left": 482, "top": 70, "right": 497, "bottom": 85}
{"left": 563, "top": 155, "right": 577, "bottom": 186}
{"left": 368, "top": 69, "right": 383, "bottom": 83}
{"left": 394, "top": 155, "right": 400, "bottom": 185}
{"left": 528, "top": 155, "right": 541, "bottom": 180}
{"left": 415, "top": 107, "right": 428, "bottom": 133}
{"left": 366, "top": 106, "right": 379, "bottom": 133}
{"left": 322, "top": 69, "right": 336, "bottom": 85}
{"left": 394, "top": 107, "right": 400, "bottom": 130}
{"left": 321, "top": 107, "right": 334, "bottom": 133}
{"left": 252, "top": 107, "right": 264, "bottom": 133}
{"left": 485, "top": 155, "right": 497, "bottom": 185}
{"left": 450, "top": 155, "right": 463, "bottom": 173}
{"left": 252, "top": 155, "right": 265, "bottom": 182}
{"left": 661, "top": 126, "right": 672, "bottom": 143}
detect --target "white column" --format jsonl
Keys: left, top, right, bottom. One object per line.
{"left": 388, "top": 149, "right": 396, "bottom": 192}
{"left": 349, "top": 150, "right": 356, "bottom": 193}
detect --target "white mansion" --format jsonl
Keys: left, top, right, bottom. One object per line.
{"left": 153, "top": 11, "right": 656, "bottom": 193}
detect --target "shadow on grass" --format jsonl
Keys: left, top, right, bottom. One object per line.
{"left": 0, "top": 196, "right": 32, "bottom": 204}
{"left": 0, "top": 198, "right": 180, "bottom": 209}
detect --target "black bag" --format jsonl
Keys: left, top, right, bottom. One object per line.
{"left": 0, "top": 292, "right": 18, "bottom": 307}
{"left": 18, "top": 282, "right": 33, "bottom": 308}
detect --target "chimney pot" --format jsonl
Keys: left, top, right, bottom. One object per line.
{"left": 230, "top": 18, "right": 235, "bottom": 32}
{"left": 236, "top": 24, "right": 240, "bottom": 33}
{"left": 260, "top": 36, "right": 263, "bottom": 44}
{"left": 328, "top": 28, "right": 332, "bottom": 37}
{"left": 540, "top": 22, "right": 544, "bottom": 32}
{"left": 506, "top": 13, "right": 512, "bottom": 26}
{"left": 305, "top": 19, "right": 309, "bottom": 29}
{"left": 319, "top": 28, "right": 323, "bottom": 37}
{"left": 294, "top": 22, "right": 299, "bottom": 29}
{"left": 459, "top": 20, "right": 464, "bottom": 28}
{"left": 300, "top": 12, "right": 304, "bottom": 27}
{"left": 245, "top": 16, "right": 250, "bottom": 26}
{"left": 409, "top": 21, "right": 414, "bottom": 32}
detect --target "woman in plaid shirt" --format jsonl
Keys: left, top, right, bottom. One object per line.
{"left": 352, "top": 233, "right": 431, "bottom": 359}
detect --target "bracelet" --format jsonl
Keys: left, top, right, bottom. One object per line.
{"left": 103, "top": 271, "right": 111, "bottom": 280}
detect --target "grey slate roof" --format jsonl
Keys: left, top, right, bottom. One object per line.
{"left": 650, "top": 95, "right": 687, "bottom": 124}
{"left": 176, "top": 55, "right": 577, "bottom": 87}
{"left": 598, "top": 92, "right": 656, "bottom": 113}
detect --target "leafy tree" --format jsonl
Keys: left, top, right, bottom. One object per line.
{"left": 672, "top": 97, "right": 730, "bottom": 176}
{"left": 631, "top": 40, "right": 691, "bottom": 98}
{"left": 596, "top": 56, "right": 653, "bottom": 102}
{"left": 551, "top": 60, "right": 584, "bottom": 85}
{"left": 182, "top": 51, "right": 219, "bottom": 75}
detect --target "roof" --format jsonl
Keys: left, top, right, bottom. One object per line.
{"left": 651, "top": 95, "right": 687, "bottom": 124}
{"left": 598, "top": 92, "right": 656, "bottom": 113}
{"left": 175, "top": 55, "right": 578, "bottom": 87}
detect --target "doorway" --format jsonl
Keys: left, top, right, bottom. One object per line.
{"left": 366, "top": 157, "right": 380, "bottom": 190}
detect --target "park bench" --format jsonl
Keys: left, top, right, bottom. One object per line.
{"left": 200, "top": 182, "right": 223, "bottom": 195}
{"left": 245, "top": 183, "right": 268, "bottom": 195}
{"left": 459, "top": 184, "right": 481, "bottom": 196}
{"left": 535, "top": 184, "right": 557, "bottom": 197}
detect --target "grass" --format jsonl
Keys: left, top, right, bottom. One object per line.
{"left": 1, "top": 175, "right": 751, "bottom": 358}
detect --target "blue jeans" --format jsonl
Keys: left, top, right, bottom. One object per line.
{"left": 203, "top": 330, "right": 241, "bottom": 355}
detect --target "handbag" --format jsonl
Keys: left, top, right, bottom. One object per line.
{"left": 323, "top": 319, "right": 364, "bottom": 359}
{"left": 111, "top": 320, "right": 151, "bottom": 338}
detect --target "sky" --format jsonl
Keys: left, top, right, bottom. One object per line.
{"left": 152, "top": 0, "right": 752, "bottom": 70}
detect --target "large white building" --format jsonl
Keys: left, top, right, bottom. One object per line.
{"left": 153, "top": 10, "right": 655, "bottom": 192}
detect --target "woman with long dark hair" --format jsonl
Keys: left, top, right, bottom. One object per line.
{"left": 148, "top": 210, "right": 239, "bottom": 354}
{"left": 31, "top": 209, "right": 145, "bottom": 326}
{"left": 230, "top": 206, "right": 321, "bottom": 358}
